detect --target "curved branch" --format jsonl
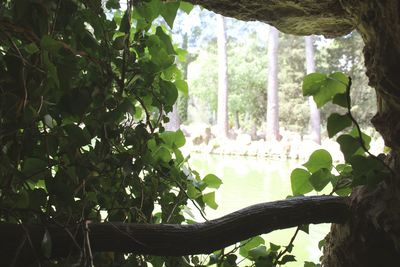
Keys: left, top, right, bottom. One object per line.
{"left": 1, "top": 196, "right": 349, "bottom": 265}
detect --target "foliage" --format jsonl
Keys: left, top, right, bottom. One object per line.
{"left": 291, "top": 72, "right": 390, "bottom": 197}
{"left": 0, "top": 0, "right": 223, "bottom": 265}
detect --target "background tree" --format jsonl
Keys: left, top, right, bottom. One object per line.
{"left": 216, "top": 14, "right": 229, "bottom": 138}
{"left": 266, "top": 26, "right": 280, "bottom": 141}
{"left": 305, "top": 35, "right": 321, "bottom": 144}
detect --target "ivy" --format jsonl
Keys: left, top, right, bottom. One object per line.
{"left": 0, "top": 1, "right": 221, "bottom": 266}
{"left": 292, "top": 71, "right": 391, "bottom": 197}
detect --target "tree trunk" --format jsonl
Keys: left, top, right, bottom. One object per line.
{"left": 217, "top": 14, "right": 229, "bottom": 138}
{"left": 234, "top": 110, "right": 240, "bottom": 129}
{"left": 305, "top": 35, "right": 321, "bottom": 144}
{"left": 266, "top": 26, "right": 280, "bottom": 141}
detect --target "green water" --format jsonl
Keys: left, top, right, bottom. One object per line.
{"left": 189, "top": 153, "right": 329, "bottom": 266}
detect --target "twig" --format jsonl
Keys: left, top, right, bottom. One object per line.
{"left": 273, "top": 226, "right": 300, "bottom": 266}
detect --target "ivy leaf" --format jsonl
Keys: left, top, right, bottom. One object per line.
{"left": 299, "top": 224, "right": 309, "bottom": 234}
{"left": 119, "top": 10, "right": 130, "bottom": 33}
{"left": 248, "top": 246, "right": 269, "bottom": 260}
{"left": 290, "top": 168, "right": 313, "bottom": 196}
{"left": 40, "top": 35, "right": 62, "bottom": 53}
{"left": 309, "top": 168, "right": 332, "bottom": 192}
{"left": 175, "top": 80, "right": 188, "bottom": 96}
{"left": 180, "top": 1, "right": 194, "bottom": 13}
{"left": 239, "top": 236, "right": 265, "bottom": 258}
{"left": 160, "top": 129, "right": 186, "bottom": 148}
{"left": 156, "top": 26, "right": 176, "bottom": 55}
{"left": 203, "top": 192, "right": 218, "bottom": 209}
{"left": 280, "top": 255, "right": 296, "bottom": 264}
{"left": 106, "top": 0, "right": 120, "bottom": 9}
{"left": 63, "top": 124, "right": 91, "bottom": 147}
{"left": 161, "top": 1, "right": 180, "bottom": 28}
{"left": 22, "top": 158, "right": 48, "bottom": 179}
{"left": 302, "top": 72, "right": 349, "bottom": 108}
{"left": 332, "top": 92, "right": 349, "bottom": 108}
{"left": 24, "top": 43, "right": 39, "bottom": 54}
{"left": 268, "top": 243, "right": 280, "bottom": 252}
{"left": 302, "top": 73, "right": 327, "bottom": 96}
{"left": 187, "top": 184, "right": 201, "bottom": 199}
{"left": 327, "top": 113, "right": 352, "bottom": 138}
{"left": 337, "top": 134, "right": 362, "bottom": 161}
{"left": 303, "top": 149, "right": 333, "bottom": 173}
{"left": 304, "top": 262, "right": 321, "bottom": 267}
{"left": 203, "top": 174, "right": 222, "bottom": 189}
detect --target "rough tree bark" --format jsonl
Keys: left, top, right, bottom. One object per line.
{"left": 216, "top": 14, "right": 229, "bottom": 138}
{"left": 305, "top": 35, "right": 321, "bottom": 144}
{"left": 266, "top": 26, "right": 280, "bottom": 141}
{"left": 1, "top": 196, "right": 349, "bottom": 266}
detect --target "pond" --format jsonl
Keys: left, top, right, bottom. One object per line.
{"left": 189, "top": 153, "right": 329, "bottom": 266}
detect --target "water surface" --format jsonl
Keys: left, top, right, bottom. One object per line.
{"left": 189, "top": 154, "right": 329, "bottom": 266}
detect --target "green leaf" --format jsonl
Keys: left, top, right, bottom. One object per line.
{"left": 187, "top": 184, "right": 201, "bottom": 199}
{"left": 327, "top": 113, "right": 352, "bottom": 138}
{"left": 269, "top": 243, "right": 281, "bottom": 252}
{"left": 63, "top": 124, "right": 91, "bottom": 147}
{"left": 106, "top": 0, "right": 120, "bottom": 9}
{"left": 302, "top": 73, "right": 327, "bottom": 96}
{"left": 302, "top": 72, "right": 349, "bottom": 108}
{"left": 303, "top": 149, "right": 332, "bottom": 173}
{"left": 40, "top": 35, "right": 62, "bottom": 53}
{"left": 304, "top": 262, "right": 321, "bottom": 267}
{"left": 332, "top": 92, "right": 349, "bottom": 108}
{"left": 175, "top": 80, "right": 188, "bottom": 96}
{"left": 239, "top": 236, "right": 265, "bottom": 257}
{"left": 156, "top": 26, "right": 176, "bottom": 55}
{"left": 22, "top": 158, "right": 48, "bottom": 178}
{"left": 290, "top": 168, "right": 313, "bottom": 196}
{"left": 180, "top": 1, "right": 194, "bottom": 13}
{"left": 349, "top": 128, "right": 371, "bottom": 149}
{"left": 160, "top": 129, "right": 186, "bottom": 148}
{"left": 280, "top": 255, "right": 296, "bottom": 264}
{"left": 248, "top": 246, "right": 269, "bottom": 260}
{"left": 309, "top": 168, "right": 332, "bottom": 192}
{"left": 203, "top": 174, "right": 222, "bottom": 189}
{"left": 119, "top": 10, "right": 130, "bottom": 33}
{"left": 24, "top": 43, "right": 39, "bottom": 54}
{"left": 299, "top": 224, "right": 309, "bottom": 234}
{"left": 203, "top": 192, "right": 218, "bottom": 209}
{"left": 161, "top": 1, "right": 180, "bottom": 28}
{"left": 159, "top": 80, "right": 178, "bottom": 108}
{"left": 41, "top": 229, "right": 52, "bottom": 258}
{"left": 337, "top": 134, "right": 362, "bottom": 161}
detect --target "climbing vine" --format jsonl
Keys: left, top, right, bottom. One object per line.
{"left": 0, "top": 0, "right": 222, "bottom": 266}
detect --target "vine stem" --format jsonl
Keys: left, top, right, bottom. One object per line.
{"left": 345, "top": 77, "right": 394, "bottom": 177}
{"left": 273, "top": 226, "right": 300, "bottom": 266}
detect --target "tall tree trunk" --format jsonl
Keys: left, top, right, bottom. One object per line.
{"left": 305, "top": 35, "right": 321, "bottom": 144}
{"left": 234, "top": 111, "right": 240, "bottom": 129}
{"left": 266, "top": 26, "right": 280, "bottom": 141}
{"left": 216, "top": 14, "right": 229, "bottom": 138}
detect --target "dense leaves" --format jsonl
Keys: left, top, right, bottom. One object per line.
{"left": 0, "top": 0, "right": 225, "bottom": 266}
